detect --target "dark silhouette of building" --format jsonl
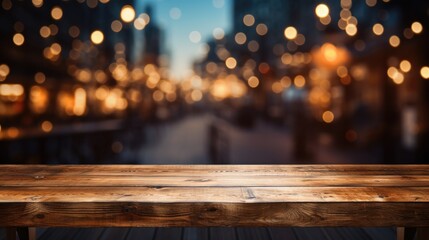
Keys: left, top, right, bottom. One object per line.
{"left": 142, "top": 5, "right": 162, "bottom": 66}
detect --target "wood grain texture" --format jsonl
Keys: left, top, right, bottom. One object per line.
{"left": 2, "top": 174, "right": 429, "bottom": 187}
{"left": 0, "top": 165, "right": 429, "bottom": 228}
{"left": 1, "top": 202, "right": 429, "bottom": 227}
{"left": 1, "top": 186, "right": 429, "bottom": 203}
{"left": 2, "top": 164, "right": 429, "bottom": 176}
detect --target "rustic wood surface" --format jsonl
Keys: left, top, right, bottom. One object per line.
{"left": 0, "top": 165, "right": 429, "bottom": 228}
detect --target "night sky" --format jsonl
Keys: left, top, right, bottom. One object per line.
{"left": 136, "top": 0, "right": 232, "bottom": 78}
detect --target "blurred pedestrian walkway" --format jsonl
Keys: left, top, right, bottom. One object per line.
{"left": 139, "top": 114, "right": 211, "bottom": 164}
{"left": 138, "top": 113, "right": 380, "bottom": 165}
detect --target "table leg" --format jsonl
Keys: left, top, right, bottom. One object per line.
{"left": 416, "top": 228, "right": 429, "bottom": 240}
{"left": 16, "top": 227, "right": 36, "bottom": 240}
{"left": 397, "top": 227, "right": 416, "bottom": 240}
{"left": 6, "top": 228, "right": 17, "bottom": 240}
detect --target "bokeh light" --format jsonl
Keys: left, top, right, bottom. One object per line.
{"left": 41, "top": 121, "right": 53, "bottom": 133}
{"left": 51, "top": 6, "right": 63, "bottom": 20}
{"left": 389, "top": 35, "right": 400, "bottom": 47}
{"left": 284, "top": 26, "right": 298, "bottom": 40}
{"left": 421, "top": 66, "right": 429, "bottom": 79}
{"left": 12, "top": 33, "right": 24, "bottom": 46}
{"left": 90, "top": 30, "right": 104, "bottom": 45}
{"left": 322, "top": 111, "right": 335, "bottom": 123}
{"left": 225, "top": 57, "right": 237, "bottom": 69}
{"left": 120, "top": 5, "right": 136, "bottom": 23}
{"left": 243, "top": 14, "right": 255, "bottom": 26}
{"left": 256, "top": 24, "right": 268, "bottom": 36}
{"left": 411, "top": 21, "right": 423, "bottom": 34}
{"left": 315, "top": 4, "right": 330, "bottom": 18}
{"left": 247, "top": 76, "right": 259, "bottom": 88}
{"left": 399, "top": 60, "right": 411, "bottom": 73}
{"left": 372, "top": 23, "right": 384, "bottom": 35}
{"left": 189, "top": 31, "right": 202, "bottom": 43}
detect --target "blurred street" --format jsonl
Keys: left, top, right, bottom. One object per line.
{"left": 1, "top": 1, "right": 428, "bottom": 239}
{"left": 139, "top": 113, "right": 380, "bottom": 165}
{"left": 1, "top": 0, "right": 429, "bottom": 163}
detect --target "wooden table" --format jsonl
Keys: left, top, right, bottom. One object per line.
{"left": 0, "top": 165, "right": 429, "bottom": 240}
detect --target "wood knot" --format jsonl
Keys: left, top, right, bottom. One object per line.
{"left": 30, "top": 196, "right": 42, "bottom": 201}
{"left": 207, "top": 207, "right": 218, "bottom": 212}
{"left": 36, "top": 214, "right": 45, "bottom": 219}
{"left": 122, "top": 205, "right": 137, "bottom": 213}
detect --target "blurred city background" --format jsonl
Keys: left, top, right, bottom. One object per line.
{"left": 1, "top": 0, "right": 429, "bottom": 165}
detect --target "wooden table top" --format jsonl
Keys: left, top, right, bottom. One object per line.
{"left": 1, "top": 164, "right": 429, "bottom": 227}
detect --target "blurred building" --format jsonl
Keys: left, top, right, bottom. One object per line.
{"left": 197, "top": 0, "right": 429, "bottom": 162}
{"left": 0, "top": 0, "right": 172, "bottom": 126}
{"left": 141, "top": 5, "right": 162, "bottom": 66}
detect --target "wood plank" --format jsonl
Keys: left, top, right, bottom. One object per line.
{"left": 1, "top": 202, "right": 429, "bottom": 228}
{"left": 1, "top": 175, "right": 429, "bottom": 187}
{"left": 1, "top": 165, "right": 429, "bottom": 230}
{"left": 1, "top": 165, "right": 429, "bottom": 177}
{"left": 1, "top": 186, "right": 429, "bottom": 203}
